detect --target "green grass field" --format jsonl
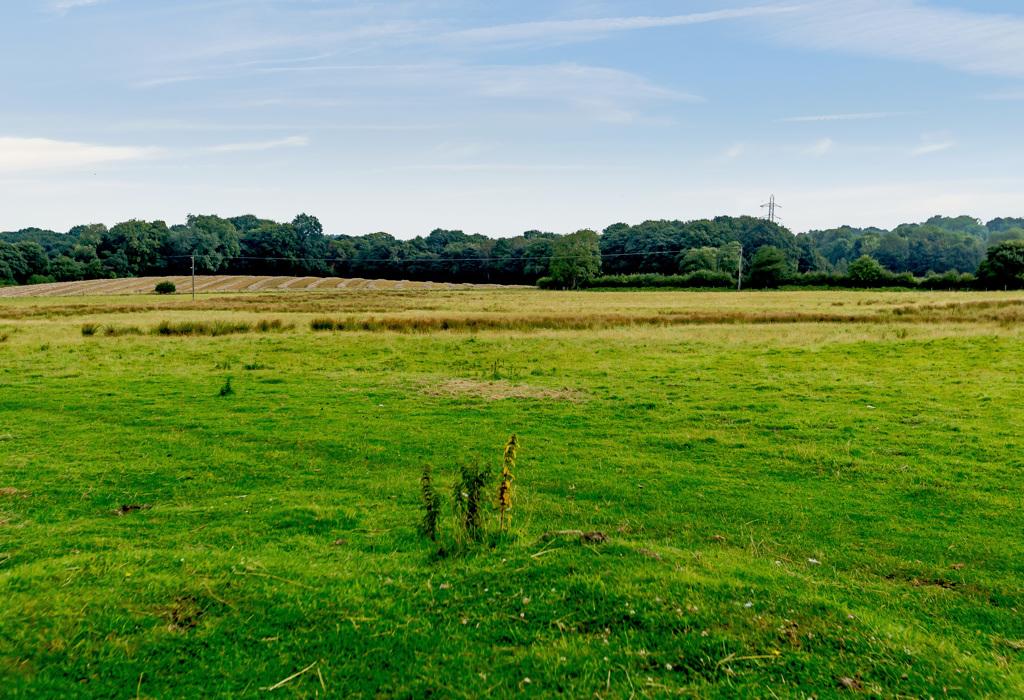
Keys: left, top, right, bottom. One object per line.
{"left": 2, "top": 288, "right": 1023, "bottom": 698}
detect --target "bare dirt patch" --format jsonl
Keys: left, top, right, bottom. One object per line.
{"left": 161, "top": 595, "right": 205, "bottom": 633}
{"left": 424, "top": 379, "right": 585, "bottom": 402}
{"left": 113, "top": 503, "right": 152, "bottom": 516}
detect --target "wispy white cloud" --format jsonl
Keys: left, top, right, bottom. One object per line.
{"left": 912, "top": 140, "right": 955, "bottom": 157}
{"left": 780, "top": 112, "right": 905, "bottom": 123}
{"left": 187, "top": 61, "right": 696, "bottom": 124}
{"left": 205, "top": 136, "right": 309, "bottom": 153}
{"left": 980, "top": 89, "right": 1024, "bottom": 101}
{"left": 381, "top": 163, "right": 588, "bottom": 173}
{"left": 723, "top": 143, "right": 745, "bottom": 160}
{"left": 806, "top": 138, "right": 835, "bottom": 157}
{"left": 446, "top": 6, "right": 802, "bottom": 46}
{"left": 769, "top": 1, "right": 1024, "bottom": 77}
{"left": 473, "top": 63, "right": 700, "bottom": 103}
{"left": 52, "top": 0, "right": 105, "bottom": 14}
{"left": 0, "top": 136, "right": 155, "bottom": 172}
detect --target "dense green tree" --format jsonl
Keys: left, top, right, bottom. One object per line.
{"left": 15, "top": 241, "right": 49, "bottom": 279}
{"left": 977, "top": 241, "right": 1024, "bottom": 289}
{"left": 988, "top": 227, "right": 1024, "bottom": 247}
{"left": 678, "top": 247, "right": 719, "bottom": 274}
{"left": 846, "top": 255, "right": 888, "bottom": 286}
{"left": 925, "top": 215, "right": 987, "bottom": 239}
{"left": 165, "top": 215, "right": 241, "bottom": 273}
{"left": 987, "top": 217, "right": 1024, "bottom": 234}
{"left": 874, "top": 232, "right": 909, "bottom": 271}
{"left": 717, "top": 242, "right": 743, "bottom": 281}
{"left": 0, "top": 242, "right": 27, "bottom": 283}
{"left": 548, "top": 229, "right": 601, "bottom": 289}
{"left": 747, "top": 246, "right": 791, "bottom": 288}
{"left": 99, "top": 220, "right": 169, "bottom": 275}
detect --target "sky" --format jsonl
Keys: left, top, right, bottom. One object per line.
{"left": 1, "top": 0, "right": 1023, "bottom": 237}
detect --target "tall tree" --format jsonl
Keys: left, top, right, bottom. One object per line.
{"left": 977, "top": 241, "right": 1024, "bottom": 289}
{"left": 747, "top": 246, "right": 791, "bottom": 288}
{"left": 548, "top": 229, "right": 601, "bottom": 289}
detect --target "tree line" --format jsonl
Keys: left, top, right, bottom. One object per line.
{"left": 1, "top": 212, "right": 1022, "bottom": 290}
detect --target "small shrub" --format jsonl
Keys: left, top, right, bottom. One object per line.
{"left": 452, "top": 464, "right": 490, "bottom": 543}
{"left": 255, "top": 319, "right": 290, "bottom": 332}
{"left": 103, "top": 326, "right": 143, "bottom": 337}
{"left": 0, "top": 333, "right": 8, "bottom": 344}
{"left": 152, "top": 319, "right": 289, "bottom": 337}
{"left": 310, "top": 317, "right": 336, "bottom": 331}
{"left": 419, "top": 465, "right": 441, "bottom": 541}
{"left": 155, "top": 281, "right": 176, "bottom": 295}
{"left": 154, "top": 320, "right": 251, "bottom": 337}
{"left": 80, "top": 323, "right": 100, "bottom": 337}
{"left": 218, "top": 376, "right": 234, "bottom": 397}
{"left": 209, "top": 321, "right": 252, "bottom": 337}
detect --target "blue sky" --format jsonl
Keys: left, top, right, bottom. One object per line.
{"left": 1, "top": 0, "right": 1022, "bottom": 236}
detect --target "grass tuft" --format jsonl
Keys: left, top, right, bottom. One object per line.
{"left": 419, "top": 465, "right": 441, "bottom": 542}
{"left": 452, "top": 464, "right": 490, "bottom": 544}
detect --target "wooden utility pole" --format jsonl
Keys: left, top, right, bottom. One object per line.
{"left": 191, "top": 254, "right": 196, "bottom": 301}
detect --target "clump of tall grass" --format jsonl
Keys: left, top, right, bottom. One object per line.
{"left": 218, "top": 377, "right": 234, "bottom": 397}
{"left": 452, "top": 464, "right": 490, "bottom": 543}
{"left": 80, "top": 323, "right": 101, "bottom": 337}
{"left": 153, "top": 319, "right": 293, "bottom": 337}
{"left": 419, "top": 435, "right": 524, "bottom": 550}
{"left": 155, "top": 320, "right": 251, "bottom": 337}
{"left": 255, "top": 319, "right": 290, "bottom": 332}
{"left": 310, "top": 317, "right": 338, "bottom": 331}
{"left": 310, "top": 311, "right": 890, "bottom": 334}
{"left": 103, "top": 325, "right": 143, "bottom": 337}
{"left": 419, "top": 465, "right": 441, "bottom": 542}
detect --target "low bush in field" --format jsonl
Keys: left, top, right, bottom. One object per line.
{"left": 255, "top": 319, "right": 287, "bottom": 332}
{"left": 153, "top": 319, "right": 293, "bottom": 337}
{"left": 104, "top": 325, "right": 143, "bottom": 337}
{"left": 155, "top": 281, "right": 177, "bottom": 295}
{"left": 87, "top": 319, "right": 294, "bottom": 338}
{"left": 154, "top": 320, "right": 252, "bottom": 336}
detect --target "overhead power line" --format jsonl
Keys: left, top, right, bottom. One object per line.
{"left": 162, "top": 244, "right": 754, "bottom": 266}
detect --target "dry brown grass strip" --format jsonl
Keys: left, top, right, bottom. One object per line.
{"left": 423, "top": 379, "right": 585, "bottom": 402}
{"left": 311, "top": 303, "right": 1024, "bottom": 332}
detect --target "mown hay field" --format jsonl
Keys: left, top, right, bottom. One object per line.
{"left": 1, "top": 287, "right": 1023, "bottom": 698}
{"left": 0, "top": 275, "right": 515, "bottom": 298}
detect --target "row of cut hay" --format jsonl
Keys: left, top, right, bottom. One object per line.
{"left": 1, "top": 274, "right": 524, "bottom": 298}
{"left": 83, "top": 318, "right": 293, "bottom": 338}
{"left": 309, "top": 304, "right": 1024, "bottom": 332}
